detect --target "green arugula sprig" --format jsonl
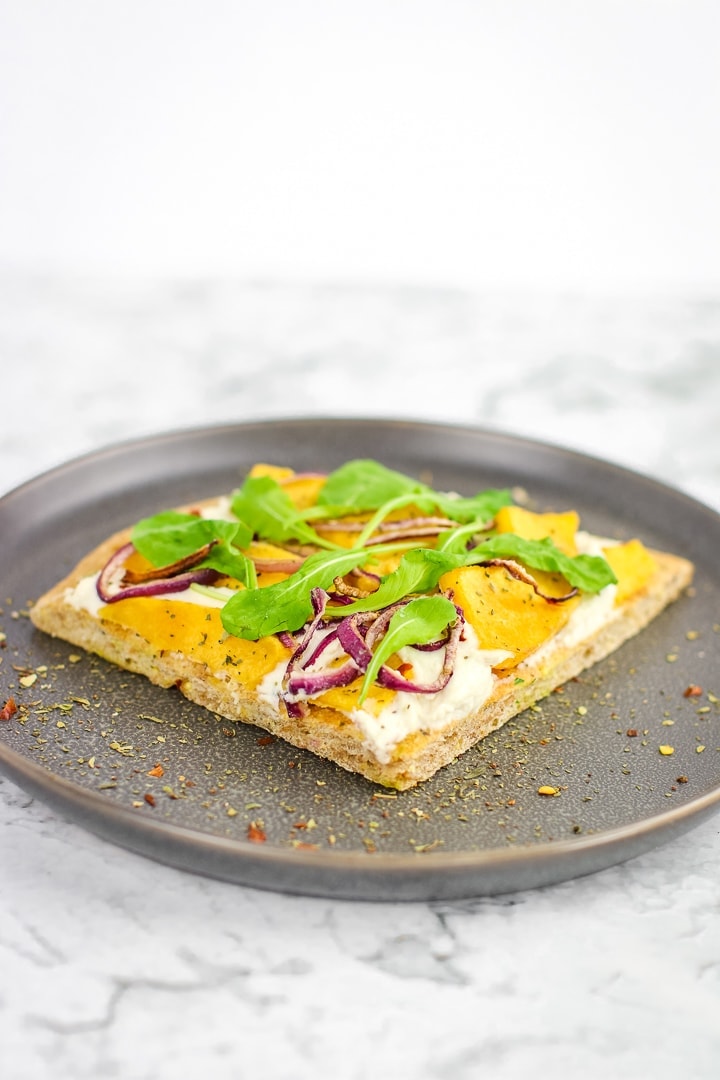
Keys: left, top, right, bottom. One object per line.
{"left": 220, "top": 543, "right": 414, "bottom": 639}
{"left": 303, "top": 459, "right": 512, "bottom": 538}
{"left": 232, "top": 462, "right": 511, "bottom": 552}
{"left": 230, "top": 475, "right": 341, "bottom": 550}
{"left": 357, "top": 595, "right": 458, "bottom": 704}
{"left": 131, "top": 511, "right": 257, "bottom": 587}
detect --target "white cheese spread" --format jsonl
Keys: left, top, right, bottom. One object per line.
{"left": 346, "top": 627, "right": 512, "bottom": 763}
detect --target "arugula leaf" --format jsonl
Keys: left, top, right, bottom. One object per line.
{"left": 317, "top": 459, "right": 430, "bottom": 510}
{"left": 334, "top": 548, "right": 461, "bottom": 616}
{"left": 132, "top": 511, "right": 252, "bottom": 563}
{"left": 358, "top": 595, "right": 458, "bottom": 704}
{"left": 315, "top": 459, "right": 512, "bottom": 526}
{"left": 466, "top": 534, "right": 617, "bottom": 592}
{"left": 431, "top": 489, "right": 512, "bottom": 524}
{"left": 231, "top": 475, "right": 340, "bottom": 550}
{"left": 220, "top": 547, "right": 382, "bottom": 639}
{"left": 131, "top": 512, "right": 256, "bottom": 586}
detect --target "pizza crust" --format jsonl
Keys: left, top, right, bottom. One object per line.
{"left": 29, "top": 516, "right": 694, "bottom": 790}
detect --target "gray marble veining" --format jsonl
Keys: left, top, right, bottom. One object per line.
{"left": 1, "top": 275, "right": 720, "bottom": 1079}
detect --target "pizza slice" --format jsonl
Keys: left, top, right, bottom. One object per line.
{"left": 29, "top": 459, "right": 694, "bottom": 789}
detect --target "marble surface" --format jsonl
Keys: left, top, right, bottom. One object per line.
{"left": 1, "top": 274, "right": 720, "bottom": 1079}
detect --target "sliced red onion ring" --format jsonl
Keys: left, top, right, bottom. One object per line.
{"left": 479, "top": 559, "right": 578, "bottom": 603}
{"left": 279, "top": 592, "right": 465, "bottom": 710}
{"left": 122, "top": 542, "right": 217, "bottom": 583}
{"left": 285, "top": 657, "right": 362, "bottom": 699}
{"left": 278, "top": 471, "right": 327, "bottom": 484}
{"left": 315, "top": 515, "right": 453, "bottom": 534}
{"left": 253, "top": 555, "right": 306, "bottom": 574}
{"left": 364, "top": 525, "right": 454, "bottom": 546}
{"left": 375, "top": 607, "right": 464, "bottom": 695}
{"left": 97, "top": 543, "right": 219, "bottom": 604}
{"left": 336, "top": 612, "right": 376, "bottom": 668}
{"left": 284, "top": 590, "right": 366, "bottom": 701}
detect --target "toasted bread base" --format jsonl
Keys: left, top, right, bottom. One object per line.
{"left": 29, "top": 521, "right": 694, "bottom": 789}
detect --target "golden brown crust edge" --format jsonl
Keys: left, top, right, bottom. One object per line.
{"left": 29, "top": 527, "right": 695, "bottom": 790}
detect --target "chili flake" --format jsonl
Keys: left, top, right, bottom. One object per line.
{"left": 0, "top": 697, "right": 17, "bottom": 721}
{"left": 683, "top": 685, "right": 703, "bottom": 698}
{"left": 247, "top": 821, "right": 267, "bottom": 843}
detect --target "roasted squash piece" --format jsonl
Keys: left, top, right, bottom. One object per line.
{"left": 248, "top": 463, "right": 295, "bottom": 481}
{"left": 439, "top": 563, "right": 580, "bottom": 672}
{"left": 494, "top": 505, "right": 579, "bottom": 556}
{"left": 281, "top": 475, "right": 328, "bottom": 509}
{"left": 246, "top": 465, "right": 327, "bottom": 510}
{"left": 101, "top": 599, "right": 290, "bottom": 688}
{"left": 493, "top": 506, "right": 580, "bottom": 598}
{"left": 602, "top": 539, "right": 658, "bottom": 605}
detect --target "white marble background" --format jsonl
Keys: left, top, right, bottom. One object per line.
{"left": 2, "top": 276, "right": 720, "bottom": 1079}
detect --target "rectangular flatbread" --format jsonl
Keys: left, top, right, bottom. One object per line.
{"left": 29, "top": 460, "right": 694, "bottom": 789}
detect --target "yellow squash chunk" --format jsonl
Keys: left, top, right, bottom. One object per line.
{"left": 316, "top": 678, "right": 396, "bottom": 717}
{"left": 247, "top": 464, "right": 327, "bottom": 510}
{"left": 281, "top": 475, "right": 328, "bottom": 510}
{"left": 101, "top": 599, "right": 289, "bottom": 689}
{"left": 602, "top": 539, "right": 658, "bottom": 605}
{"left": 248, "top": 463, "right": 294, "bottom": 481}
{"left": 493, "top": 505, "right": 579, "bottom": 598}
{"left": 439, "top": 564, "right": 580, "bottom": 672}
{"left": 495, "top": 505, "right": 579, "bottom": 556}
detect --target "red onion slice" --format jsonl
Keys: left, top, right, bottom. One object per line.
{"left": 285, "top": 657, "right": 362, "bottom": 699}
{"left": 336, "top": 612, "right": 376, "bottom": 668}
{"left": 375, "top": 606, "right": 464, "bottom": 695}
{"left": 97, "top": 543, "right": 219, "bottom": 604}
{"left": 479, "top": 559, "right": 579, "bottom": 603}
{"left": 278, "top": 591, "right": 466, "bottom": 709}
{"left": 283, "top": 590, "right": 367, "bottom": 701}
{"left": 279, "top": 471, "right": 327, "bottom": 484}
{"left": 252, "top": 555, "right": 306, "bottom": 574}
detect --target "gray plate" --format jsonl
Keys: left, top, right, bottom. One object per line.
{"left": 1, "top": 418, "right": 719, "bottom": 901}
